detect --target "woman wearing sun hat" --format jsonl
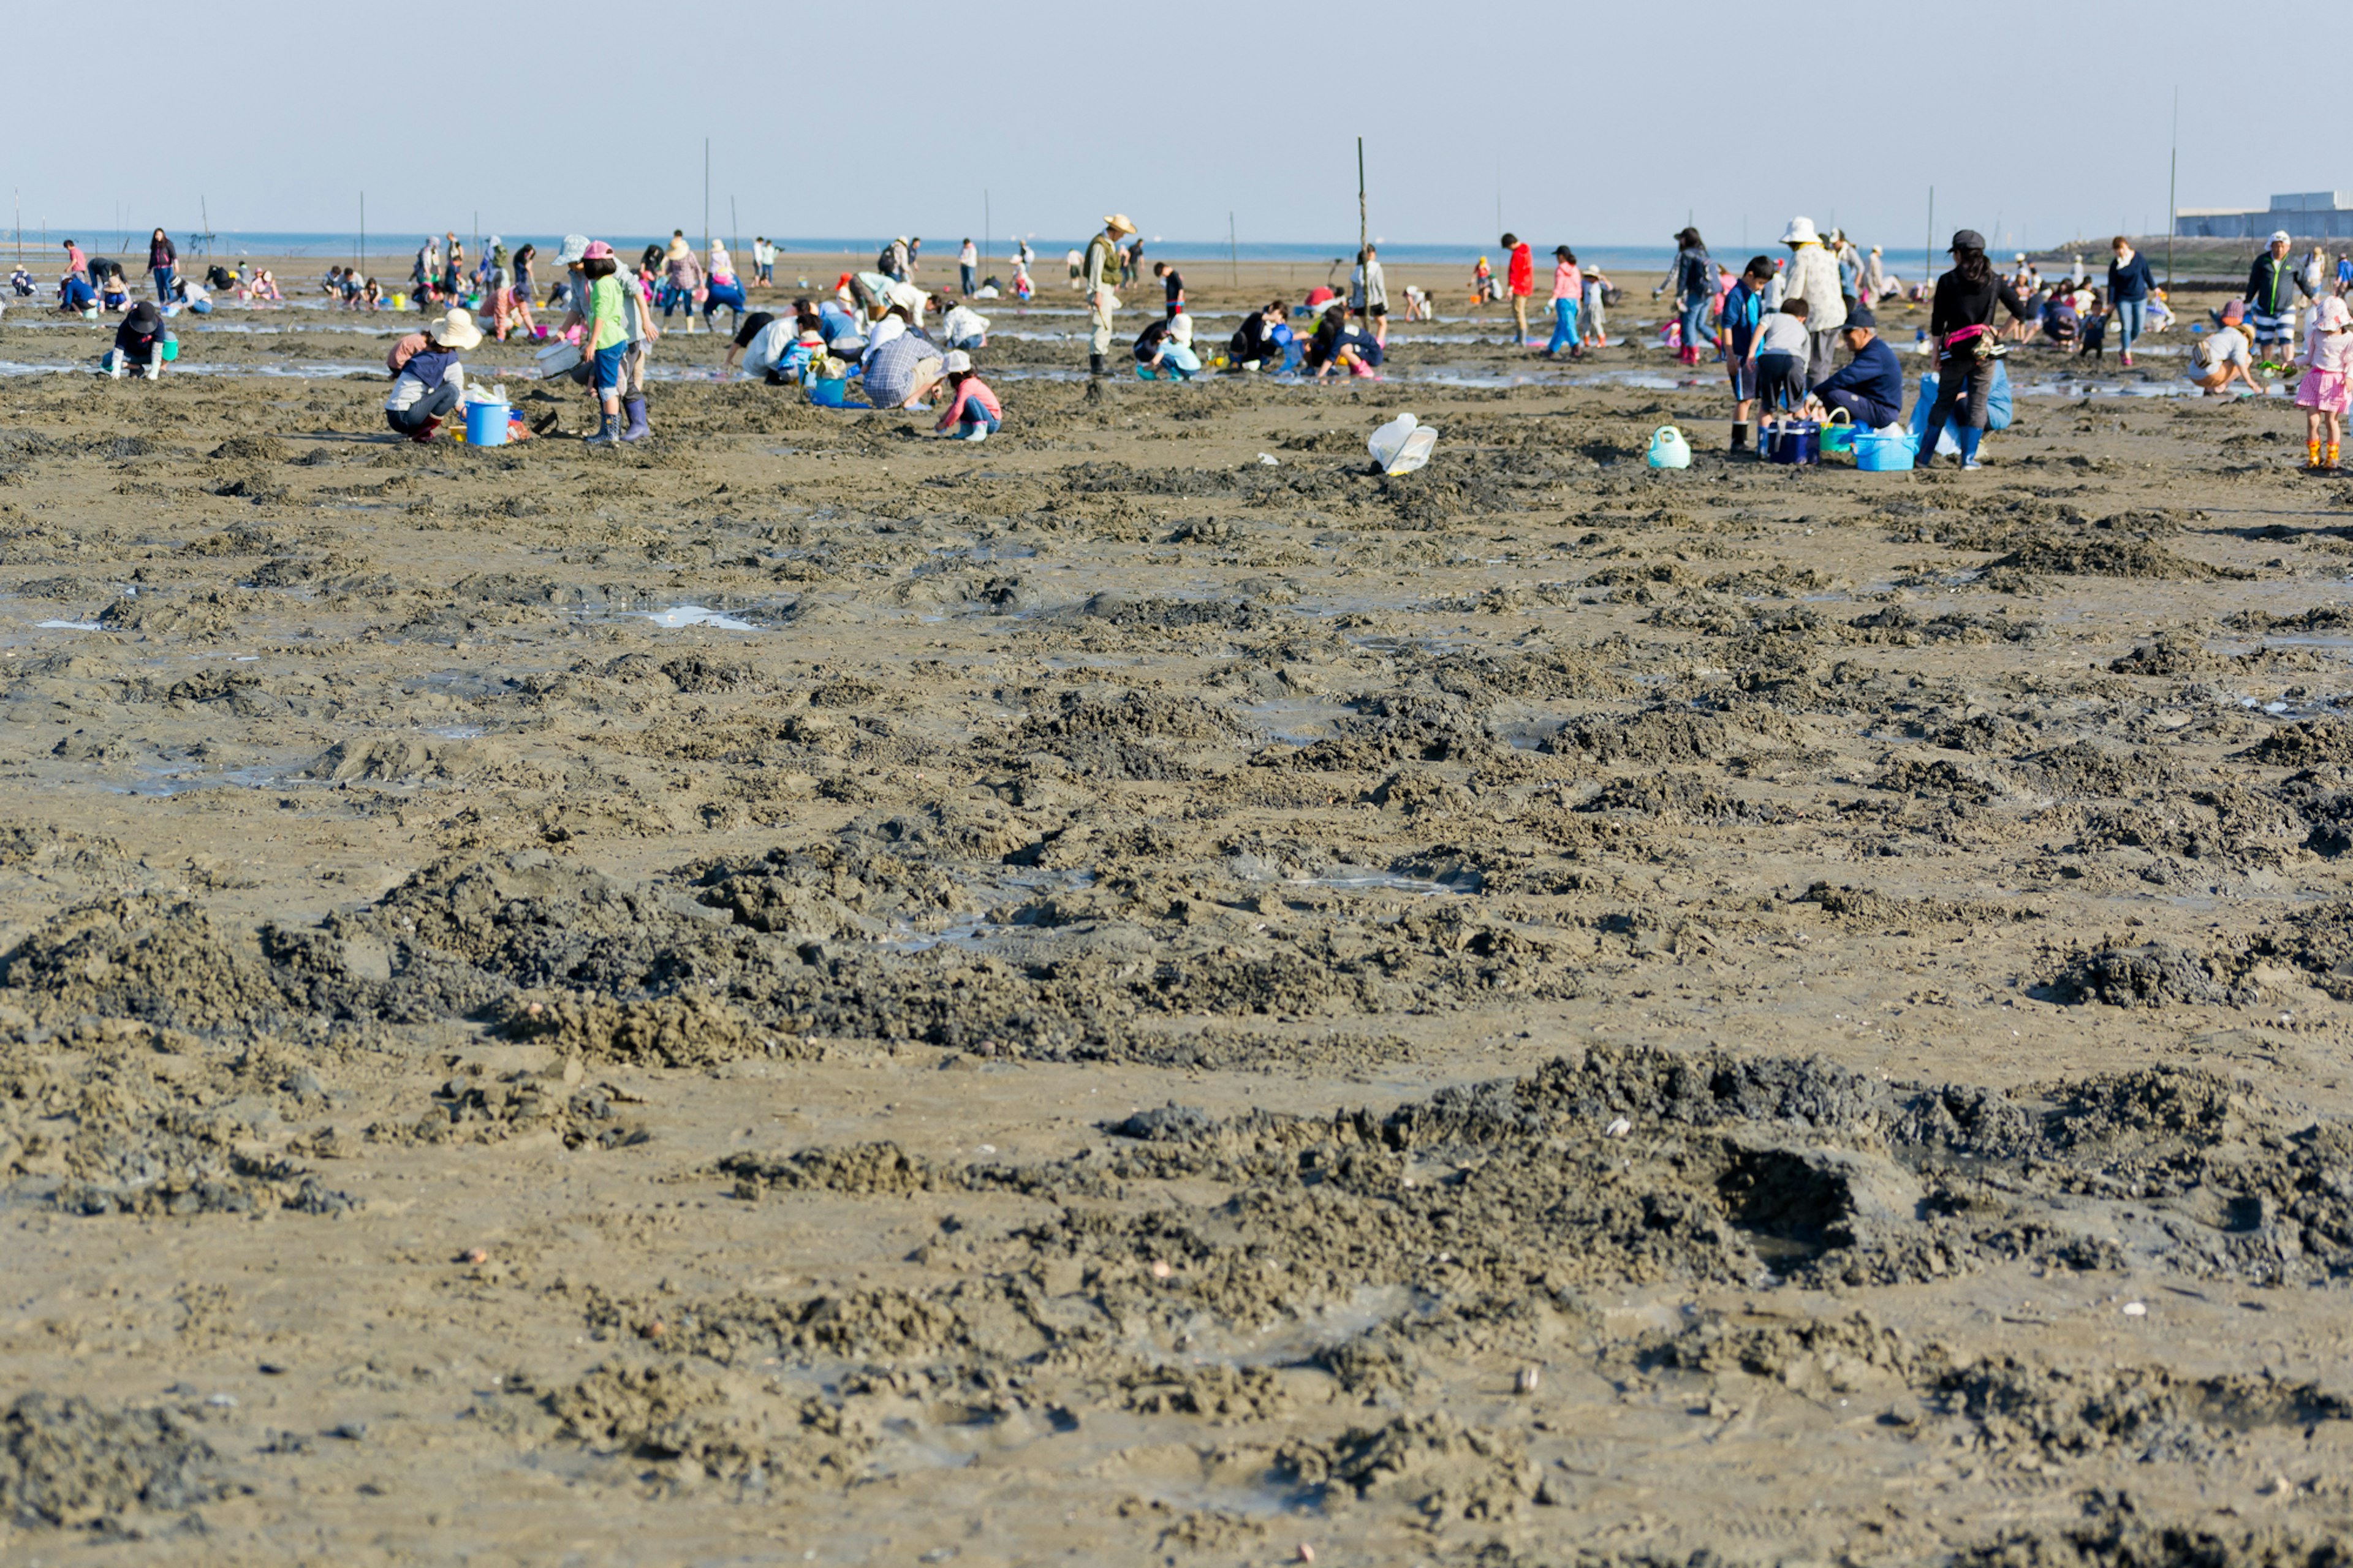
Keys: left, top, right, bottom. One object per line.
{"left": 384, "top": 307, "right": 482, "bottom": 442}
{"left": 1777, "top": 217, "right": 1847, "bottom": 383}
{"left": 1084, "top": 213, "right": 1135, "bottom": 377}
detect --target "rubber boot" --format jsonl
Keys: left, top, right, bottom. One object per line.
{"left": 2332, "top": 441, "right": 2342, "bottom": 471}
{"left": 584, "top": 411, "right": 621, "bottom": 447}
{"left": 1957, "top": 427, "right": 1983, "bottom": 469}
{"left": 1914, "top": 418, "right": 1945, "bottom": 469}
{"left": 1730, "top": 422, "right": 1749, "bottom": 453}
{"left": 409, "top": 415, "right": 442, "bottom": 444}
{"left": 2312, "top": 439, "right": 2327, "bottom": 471}
{"left": 621, "top": 397, "right": 650, "bottom": 442}
{"left": 1089, "top": 353, "right": 1107, "bottom": 379}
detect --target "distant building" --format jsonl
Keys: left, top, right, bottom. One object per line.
{"left": 2177, "top": 192, "right": 2353, "bottom": 239}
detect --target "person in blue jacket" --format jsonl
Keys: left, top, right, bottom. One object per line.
{"left": 1804, "top": 308, "right": 1904, "bottom": 428}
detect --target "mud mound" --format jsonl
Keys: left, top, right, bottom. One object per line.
{"left": 1, "top": 1393, "right": 232, "bottom": 1527}
{"left": 1959, "top": 1498, "right": 2352, "bottom": 1568}
{"left": 207, "top": 435, "right": 289, "bottom": 464}
{"left": 1544, "top": 709, "right": 1732, "bottom": 766}
{"left": 0, "top": 896, "right": 289, "bottom": 1034}
{"left": 2109, "top": 631, "right": 2222, "bottom": 676}
{"left": 1984, "top": 537, "right": 2237, "bottom": 585}
{"left": 2245, "top": 719, "right": 2353, "bottom": 768}
{"left": 2046, "top": 941, "right": 2257, "bottom": 1009}
{"left": 497, "top": 993, "right": 765, "bottom": 1069}
{"left": 539, "top": 1360, "right": 871, "bottom": 1483}
{"left": 1284, "top": 1413, "right": 1533, "bottom": 1520}
{"left": 1078, "top": 593, "right": 1265, "bottom": 632}
{"left": 1939, "top": 1358, "right": 2350, "bottom": 1463}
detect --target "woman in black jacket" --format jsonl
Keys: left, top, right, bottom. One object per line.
{"left": 1915, "top": 229, "right": 2031, "bottom": 470}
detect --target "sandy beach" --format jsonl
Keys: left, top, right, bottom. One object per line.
{"left": 4, "top": 254, "right": 2352, "bottom": 1566}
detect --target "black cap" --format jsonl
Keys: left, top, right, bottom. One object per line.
{"left": 1950, "top": 229, "right": 1987, "bottom": 252}
{"left": 1845, "top": 306, "right": 1877, "bottom": 331}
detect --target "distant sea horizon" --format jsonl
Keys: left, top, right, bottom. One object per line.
{"left": 6, "top": 230, "right": 1686, "bottom": 268}
{"left": 12, "top": 229, "right": 2209, "bottom": 276}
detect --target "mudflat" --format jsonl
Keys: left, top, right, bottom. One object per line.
{"left": 4, "top": 270, "right": 2352, "bottom": 1566}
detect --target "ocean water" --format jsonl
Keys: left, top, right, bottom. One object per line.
{"left": 6, "top": 230, "right": 1681, "bottom": 276}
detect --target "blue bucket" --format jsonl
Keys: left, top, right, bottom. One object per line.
{"left": 1854, "top": 428, "right": 1916, "bottom": 472}
{"left": 809, "top": 377, "right": 848, "bottom": 408}
{"left": 463, "top": 399, "right": 509, "bottom": 446}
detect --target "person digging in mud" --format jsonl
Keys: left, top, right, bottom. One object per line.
{"left": 858, "top": 312, "right": 948, "bottom": 410}
{"left": 102, "top": 301, "right": 169, "bottom": 381}
{"left": 1132, "top": 316, "right": 1201, "bottom": 379}
{"left": 382, "top": 307, "right": 479, "bottom": 441}
{"left": 557, "top": 234, "right": 656, "bottom": 444}
{"left": 1800, "top": 306, "right": 1903, "bottom": 430}
{"left": 933, "top": 350, "right": 1001, "bottom": 440}
{"left": 1306, "top": 302, "right": 1382, "bottom": 379}
{"left": 2184, "top": 314, "right": 2264, "bottom": 397}
{"left": 1226, "top": 301, "right": 1295, "bottom": 372}
{"left": 724, "top": 309, "right": 817, "bottom": 385}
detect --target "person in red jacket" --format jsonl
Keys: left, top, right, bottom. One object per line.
{"left": 1502, "top": 233, "right": 1534, "bottom": 347}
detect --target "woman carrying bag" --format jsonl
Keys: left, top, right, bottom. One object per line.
{"left": 1914, "top": 229, "right": 2031, "bottom": 471}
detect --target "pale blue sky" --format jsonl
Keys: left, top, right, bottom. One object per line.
{"left": 8, "top": 1, "right": 2348, "bottom": 254}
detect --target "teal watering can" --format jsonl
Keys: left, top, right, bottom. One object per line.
{"left": 1646, "top": 425, "right": 1692, "bottom": 470}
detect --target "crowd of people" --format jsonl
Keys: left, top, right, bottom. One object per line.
{"left": 26, "top": 212, "right": 2353, "bottom": 472}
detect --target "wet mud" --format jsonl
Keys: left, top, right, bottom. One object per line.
{"left": 3, "top": 281, "right": 2352, "bottom": 1563}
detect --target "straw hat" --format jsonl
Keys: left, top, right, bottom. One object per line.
{"left": 1102, "top": 214, "right": 1137, "bottom": 237}
{"left": 1779, "top": 216, "right": 1820, "bottom": 246}
{"left": 428, "top": 308, "right": 483, "bottom": 350}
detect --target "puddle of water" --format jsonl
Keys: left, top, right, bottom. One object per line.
{"left": 1289, "top": 866, "right": 1470, "bottom": 897}
{"left": 1240, "top": 697, "right": 1354, "bottom": 743}
{"left": 34, "top": 619, "right": 105, "bottom": 631}
{"left": 110, "top": 762, "right": 306, "bottom": 798}
{"left": 640, "top": 604, "right": 759, "bottom": 631}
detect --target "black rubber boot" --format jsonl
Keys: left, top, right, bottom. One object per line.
{"left": 1089, "top": 353, "right": 1107, "bottom": 379}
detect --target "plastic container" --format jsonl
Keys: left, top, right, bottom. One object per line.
{"left": 1645, "top": 425, "right": 1692, "bottom": 469}
{"left": 392, "top": 292, "right": 407, "bottom": 311}
{"left": 161, "top": 336, "right": 180, "bottom": 363}
{"left": 1767, "top": 420, "right": 1820, "bottom": 466}
{"left": 535, "top": 339, "right": 582, "bottom": 379}
{"left": 1854, "top": 428, "right": 1916, "bottom": 471}
{"left": 1370, "top": 412, "right": 1438, "bottom": 475}
{"left": 463, "top": 396, "right": 509, "bottom": 446}
{"left": 809, "top": 377, "right": 849, "bottom": 408}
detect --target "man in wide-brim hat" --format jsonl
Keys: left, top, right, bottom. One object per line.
{"left": 1083, "top": 213, "right": 1137, "bottom": 377}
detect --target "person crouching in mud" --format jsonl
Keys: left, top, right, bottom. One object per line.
{"left": 104, "top": 301, "right": 169, "bottom": 381}
{"left": 383, "top": 308, "right": 481, "bottom": 441}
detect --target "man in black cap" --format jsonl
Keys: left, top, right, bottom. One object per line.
{"left": 104, "top": 301, "right": 168, "bottom": 381}
{"left": 1803, "top": 305, "right": 1903, "bottom": 428}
